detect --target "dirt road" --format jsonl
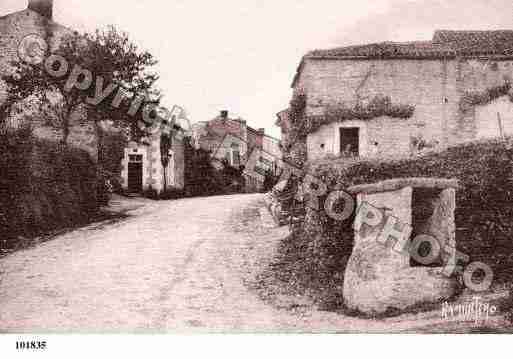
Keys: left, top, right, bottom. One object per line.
{"left": 0, "top": 194, "right": 307, "bottom": 332}
{"left": 0, "top": 194, "right": 509, "bottom": 333}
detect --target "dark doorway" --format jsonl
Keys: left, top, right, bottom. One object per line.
{"left": 128, "top": 154, "right": 143, "bottom": 193}
{"left": 340, "top": 127, "right": 360, "bottom": 156}
{"left": 410, "top": 188, "right": 443, "bottom": 268}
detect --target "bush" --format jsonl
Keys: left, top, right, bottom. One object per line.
{"left": 460, "top": 81, "right": 513, "bottom": 113}
{"left": 99, "top": 129, "right": 127, "bottom": 194}
{"left": 183, "top": 138, "right": 247, "bottom": 197}
{"left": 269, "top": 139, "right": 513, "bottom": 307}
{"left": 142, "top": 187, "right": 160, "bottom": 200}
{"left": 141, "top": 187, "right": 186, "bottom": 201}
{"left": 0, "top": 125, "right": 101, "bottom": 249}
{"left": 159, "top": 188, "right": 186, "bottom": 200}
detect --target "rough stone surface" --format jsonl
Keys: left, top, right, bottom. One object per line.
{"left": 414, "top": 188, "right": 457, "bottom": 265}
{"left": 344, "top": 184, "right": 458, "bottom": 315}
{"left": 345, "top": 267, "right": 458, "bottom": 314}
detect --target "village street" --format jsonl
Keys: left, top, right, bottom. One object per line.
{"left": 0, "top": 194, "right": 509, "bottom": 333}
{"left": 0, "top": 193, "right": 339, "bottom": 333}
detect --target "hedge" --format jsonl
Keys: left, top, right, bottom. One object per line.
{"left": 0, "top": 126, "right": 102, "bottom": 250}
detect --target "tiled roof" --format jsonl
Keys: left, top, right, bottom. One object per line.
{"left": 306, "top": 40, "right": 453, "bottom": 59}
{"left": 432, "top": 30, "right": 513, "bottom": 55}
{"left": 305, "top": 30, "right": 513, "bottom": 60}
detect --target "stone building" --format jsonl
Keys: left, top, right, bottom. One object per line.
{"left": 0, "top": 0, "right": 98, "bottom": 160}
{"left": 120, "top": 125, "right": 185, "bottom": 195}
{"left": 192, "top": 110, "right": 282, "bottom": 191}
{"left": 285, "top": 30, "right": 513, "bottom": 161}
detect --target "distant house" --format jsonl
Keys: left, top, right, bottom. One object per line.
{"left": 192, "top": 110, "right": 282, "bottom": 191}
{"left": 284, "top": 30, "right": 513, "bottom": 162}
{"left": 0, "top": 0, "right": 98, "bottom": 160}
{"left": 120, "top": 120, "right": 185, "bottom": 195}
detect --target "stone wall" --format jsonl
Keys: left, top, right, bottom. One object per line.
{"left": 307, "top": 116, "right": 414, "bottom": 161}
{"left": 296, "top": 57, "right": 513, "bottom": 160}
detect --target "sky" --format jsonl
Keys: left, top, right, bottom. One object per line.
{"left": 1, "top": 0, "right": 512, "bottom": 137}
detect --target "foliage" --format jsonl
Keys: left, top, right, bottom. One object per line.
{"left": 289, "top": 91, "right": 307, "bottom": 125}
{"left": 460, "top": 81, "right": 513, "bottom": 113}
{"left": 182, "top": 138, "right": 248, "bottom": 197}
{"left": 183, "top": 138, "right": 224, "bottom": 197}
{"left": 410, "top": 134, "right": 439, "bottom": 153}
{"left": 159, "top": 188, "right": 186, "bottom": 200}
{"left": 2, "top": 25, "right": 160, "bottom": 144}
{"left": 288, "top": 94, "right": 415, "bottom": 141}
{"left": 140, "top": 185, "right": 185, "bottom": 201}
{"left": 98, "top": 128, "right": 127, "bottom": 193}
{"left": 219, "top": 159, "right": 246, "bottom": 193}
{"left": 0, "top": 122, "right": 101, "bottom": 249}
{"left": 142, "top": 187, "right": 160, "bottom": 200}
{"left": 263, "top": 169, "right": 280, "bottom": 192}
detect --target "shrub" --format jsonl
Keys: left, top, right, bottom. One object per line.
{"left": 0, "top": 124, "right": 101, "bottom": 249}
{"left": 288, "top": 94, "right": 415, "bottom": 140}
{"left": 99, "top": 129, "right": 127, "bottom": 194}
{"left": 460, "top": 81, "right": 513, "bottom": 113}
{"left": 142, "top": 187, "right": 160, "bottom": 200}
{"left": 158, "top": 188, "right": 186, "bottom": 200}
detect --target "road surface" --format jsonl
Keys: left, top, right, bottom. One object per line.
{"left": 0, "top": 194, "right": 509, "bottom": 333}
{"left": 0, "top": 194, "right": 316, "bottom": 332}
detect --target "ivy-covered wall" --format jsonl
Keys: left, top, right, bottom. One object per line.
{"left": 294, "top": 58, "right": 513, "bottom": 160}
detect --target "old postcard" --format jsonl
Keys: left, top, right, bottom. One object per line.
{"left": 1, "top": 0, "right": 512, "bottom": 351}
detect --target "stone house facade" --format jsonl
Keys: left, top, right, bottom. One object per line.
{"left": 120, "top": 127, "right": 185, "bottom": 195}
{"left": 0, "top": 0, "right": 98, "bottom": 160}
{"left": 288, "top": 30, "right": 513, "bottom": 162}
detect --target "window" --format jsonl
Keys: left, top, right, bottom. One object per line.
{"left": 129, "top": 154, "right": 143, "bottom": 162}
{"left": 232, "top": 150, "right": 240, "bottom": 166}
{"left": 229, "top": 143, "right": 240, "bottom": 166}
{"left": 340, "top": 128, "right": 360, "bottom": 157}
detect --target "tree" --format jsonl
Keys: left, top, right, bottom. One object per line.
{"left": 2, "top": 25, "right": 160, "bottom": 145}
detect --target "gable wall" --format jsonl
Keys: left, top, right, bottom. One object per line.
{"left": 297, "top": 57, "right": 513, "bottom": 160}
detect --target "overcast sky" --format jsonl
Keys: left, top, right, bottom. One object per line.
{"left": 1, "top": 0, "right": 512, "bottom": 137}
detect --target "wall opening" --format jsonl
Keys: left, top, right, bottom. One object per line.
{"left": 410, "top": 188, "right": 444, "bottom": 267}
{"left": 340, "top": 127, "right": 360, "bottom": 156}
{"left": 127, "top": 154, "right": 143, "bottom": 193}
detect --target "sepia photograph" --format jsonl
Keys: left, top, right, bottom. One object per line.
{"left": 0, "top": 0, "right": 513, "bottom": 355}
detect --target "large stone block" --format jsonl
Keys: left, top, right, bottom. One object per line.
{"left": 345, "top": 267, "right": 458, "bottom": 314}
{"left": 343, "top": 179, "right": 458, "bottom": 315}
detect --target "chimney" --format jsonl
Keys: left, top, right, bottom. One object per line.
{"left": 220, "top": 110, "right": 228, "bottom": 119}
{"left": 28, "top": 0, "right": 53, "bottom": 20}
